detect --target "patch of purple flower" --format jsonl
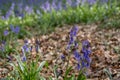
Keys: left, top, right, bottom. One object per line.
{"left": 0, "top": 41, "right": 6, "bottom": 52}
{"left": 74, "top": 50, "right": 81, "bottom": 62}
{"left": 67, "top": 25, "right": 79, "bottom": 49}
{"left": 22, "top": 40, "right": 29, "bottom": 53}
{"left": 4, "top": 30, "right": 9, "bottom": 36}
{"left": 10, "top": 25, "right": 20, "bottom": 34}
{"left": 61, "top": 54, "right": 65, "bottom": 60}
{"left": 81, "top": 40, "right": 91, "bottom": 68}
{"left": 14, "top": 26, "right": 20, "bottom": 34}
{"left": 22, "top": 55, "right": 27, "bottom": 62}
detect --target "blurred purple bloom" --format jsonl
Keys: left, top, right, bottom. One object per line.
{"left": 0, "top": 47, "right": 4, "bottom": 52}
{"left": 41, "top": 1, "right": 51, "bottom": 12}
{"left": 74, "top": 41, "right": 78, "bottom": 48}
{"left": 76, "top": 63, "right": 81, "bottom": 70}
{"left": 30, "top": 46, "right": 33, "bottom": 52}
{"left": 87, "top": 0, "right": 96, "bottom": 5}
{"left": 4, "top": 3, "right": 15, "bottom": 19}
{"left": 2, "top": 41, "right": 6, "bottom": 45}
{"left": 57, "top": 1, "right": 62, "bottom": 10}
{"left": 22, "top": 40, "right": 29, "bottom": 53}
{"left": 14, "top": 10, "right": 24, "bottom": 18}
{"left": 25, "top": 6, "right": 33, "bottom": 14}
{"left": 67, "top": 25, "right": 79, "bottom": 49}
{"left": 14, "top": 26, "right": 20, "bottom": 34}
{"left": 35, "top": 45, "right": 39, "bottom": 53}
{"left": 51, "top": 1, "right": 57, "bottom": 10}
{"left": 10, "top": 25, "right": 14, "bottom": 32}
{"left": 66, "top": 0, "right": 72, "bottom": 6}
{"left": 2, "top": 16, "right": 6, "bottom": 20}
{"left": 18, "top": 3, "right": 23, "bottom": 13}
{"left": 74, "top": 50, "right": 81, "bottom": 62}
{"left": 22, "top": 45, "right": 29, "bottom": 52}
{"left": 81, "top": 40, "right": 91, "bottom": 68}
{"left": 10, "top": 25, "right": 20, "bottom": 34}
{"left": 82, "top": 40, "right": 90, "bottom": 47}
{"left": 22, "top": 55, "right": 26, "bottom": 62}
{"left": 76, "top": 0, "right": 81, "bottom": 6}
{"left": 101, "top": 0, "right": 108, "bottom": 3}
{"left": 70, "top": 25, "right": 79, "bottom": 36}
{"left": 4, "top": 30, "right": 9, "bottom": 36}
{"left": 35, "top": 38, "right": 40, "bottom": 45}
{"left": 24, "top": 40, "right": 28, "bottom": 44}
{"left": 61, "top": 54, "right": 65, "bottom": 60}
{"left": 0, "top": 41, "right": 6, "bottom": 52}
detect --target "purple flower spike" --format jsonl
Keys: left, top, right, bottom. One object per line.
{"left": 30, "top": 46, "right": 33, "bottom": 52}
{"left": 14, "top": 26, "right": 20, "bottom": 34}
{"left": 74, "top": 50, "right": 81, "bottom": 62}
{"left": 61, "top": 54, "right": 65, "bottom": 60}
{"left": 10, "top": 25, "right": 20, "bottom": 34}
{"left": 4, "top": 30, "right": 9, "bottom": 36}
{"left": 35, "top": 45, "right": 39, "bottom": 53}
{"left": 10, "top": 25, "right": 14, "bottom": 32}
{"left": 67, "top": 25, "right": 79, "bottom": 49}
{"left": 82, "top": 40, "right": 90, "bottom": 47}
{"left": 87, "top": 0, "right": 96, "bottom": 5}
{"left": 76, "top": 63, "right": 81, "bottom": 70}
{"left": 22, "top": 55, "right": 26, "bottom": 62}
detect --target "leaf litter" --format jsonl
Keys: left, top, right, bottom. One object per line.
{"left": 0, "top": 24, "right": 120, "bottom": 80}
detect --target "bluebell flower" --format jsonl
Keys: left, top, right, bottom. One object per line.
{"left": 87, "top": 0, "right": 96, "bottom": 5}
{"left": 22, "top": 45, "right": 29, "bottom": 52}
{"left": 10, "top": 25, "right": 20, "bottom": 34}
{"left": 74, "top": 50, "right": 81, "bottom": 62}
{"left": 82, "top": 40, "right": 91, "bottom": 54}
{"left": 10, "top": 25, "right": 14, "bottom": 32}
{"left": 66, "top": 0, "right": 72, "bottom": 6}
{"left": 76, "top": 0, "right": 81, "bottom": 6}
{"left": 76, "top": 63, "right": 81, "bottom": 70}
{"left": 2, "top": 41, "right": 6, "bottom": 45}
{"left": 41, "top": 1, "right": 51, "bottom": 12}
{"left": 74, "top": 41, "right": 78, "bottom": 48}
{"left": 51, "top": 1, "right": 57, "bottom": 10}
{"left": 4, "top": 30, "right": 9, "bottom": 36}
{"left": 24, "top": 6, "right": 33, "bottom": 14}
{"left": 14, "top": 26, "right": 20, "bottom": 34}
{"left": 14, "top": 10, "right": 24, "bottom": 18}
{"left": 35, "top": 45, "right": 39, "bottom": 53}
{"left": 0, "top": 47, "right": 4, "bottom": 52}
{"left": 24, "top": 40, "right": 28, "bottom": 44}
{"left": 67, "top": 25, "right": 79, "bottom": 49}
{"left": 30, "top": 46, "right": 33, "bottom": 52}
{"left": 19, "top": 13, "right": 24, "bottom": 18}
{"left": 22, "top": 55, "right": 26, "bottom": 62}
{"left": 22, "top": 40, "right": 29, "bottom": 53}
{"left": 57, "top": 1, "right": 62, "bottom": 11}
{"left": 35, "top": 39, "right": 40, "bottom": 45}
{"left": 70, "top": 25, "right": 78, "bottom": 37}
{"left": 18, "top": 3, "right": 23, "bottom": 13}
{"left": 0, "top": 41, "right": 6, "bottom": 52}
{"left": 81, "top": 40, "right": 91, "bottom": 68}
{"left": 82, "top": 40, "right": 90, "bottom": 48}
{"left": 2, "top": 16, "right": 5, "bottom": 20}
{"left": 4, "top": 3, "right": 15, "bottom": 19}
{"left": 101, "top": 0, "right": 108, "bottom": 3}
{"left": 61, "top": 54, "right": 65, "bottom": 60}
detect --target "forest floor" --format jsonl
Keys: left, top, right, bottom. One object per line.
{"left": 0, "top": 24, "right": 120, "bottom": 80}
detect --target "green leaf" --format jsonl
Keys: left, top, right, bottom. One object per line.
{"left": 77, "top": 71, "right": 86, "bottom": 80}
{"left": 37, "top": 61, "right": 46, "bottom": 72}
{"left": 64, "top": 66, "right": 72, "bottom": 80}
